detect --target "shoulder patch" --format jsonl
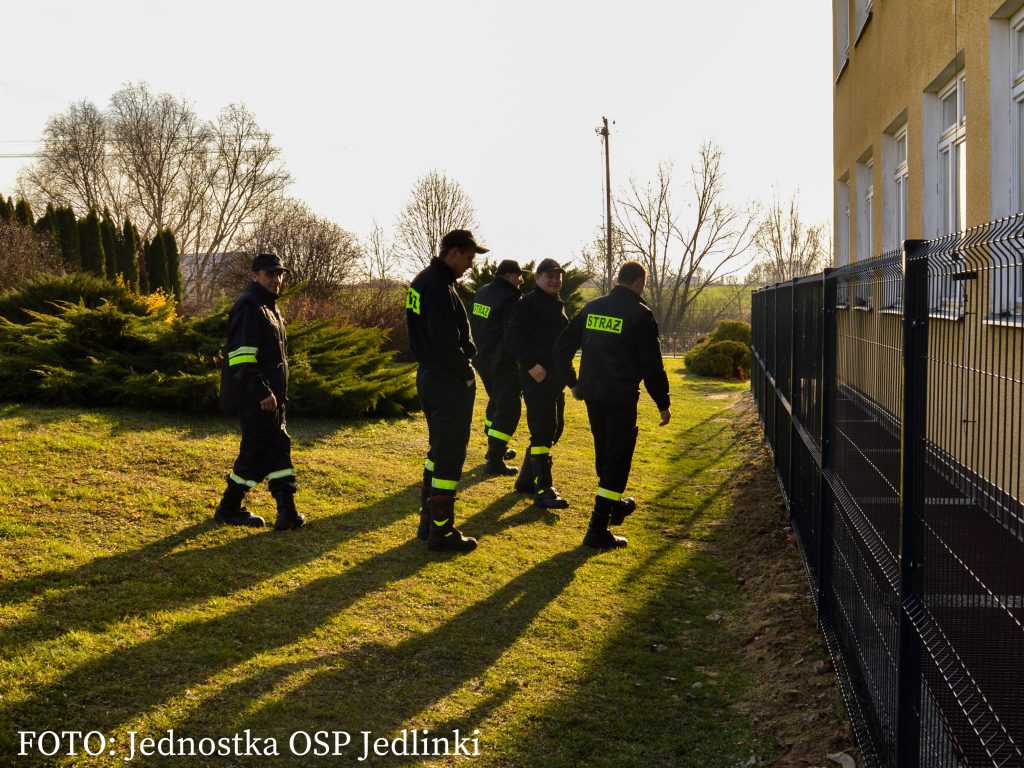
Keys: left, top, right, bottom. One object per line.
{"left": 473, "top": 302, "right": 491, "bottom": 318}
{"left": 406, "top": 286, "right": 421, "bottom": 315}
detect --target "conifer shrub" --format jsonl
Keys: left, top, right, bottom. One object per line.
{"left": 683, "top": 320, "right": 752, "bottom": 380}
{"left": 0, "top": 276, "right": 417, "bottom": 418}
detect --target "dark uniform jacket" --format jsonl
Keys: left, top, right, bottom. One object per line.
{"left": 220, "top": 281, "right": 289, "bottom": 409}
{"left": 469, "top": 276, "right": 521, "bottom": 375}
{"left": 555, "top": 285, "right": 670, "bottom": 410}
{"left": 406, "top": 258, "right": 476, "bottom": 381}
{"left": 505, "top": 287, "right": 569, "bottom": 378}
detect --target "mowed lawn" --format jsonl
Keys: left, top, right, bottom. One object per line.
{"left": 0, "top": 361, "right": 779, "bottom": 767}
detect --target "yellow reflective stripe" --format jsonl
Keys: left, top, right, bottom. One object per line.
{"left": 431, "top": 478, "right": 458, "bottom": 490}
{"left": 433, "top": 518, "right": 451, "bottom": 527}
{"left": 488, "top": 428, "right": 513, "bottom": 442}
{"left": 229, "top": 472, "right": 257, "bottom": 488}
{"left": 529, "top": 446, "right": 550, "bottom": 455}
{"left": 424, "top": 459, "right": 435, "bottom": 472}
{"left": 406, "top": 286, "right": 421, "bottom": 314}
{"left": 484, "top": 419, "right": 493, "bottom": 428}
{"left": 597, "top": 487, "right": 623, "bottom": 501}
{"left": 228, "top": 355, "right": 257, "bottom": 366}
{"left": 228, "top": 346, "right": 258, "bottom": 358}
{"left": 265, "top": 469, "right": 295, "bottom": 481}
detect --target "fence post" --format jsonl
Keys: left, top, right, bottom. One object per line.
{"left": 896, "top": 239, "right": 928, "bottom": 767}
{"left": 817, "top": 269, "right": 837, "bottom": 616}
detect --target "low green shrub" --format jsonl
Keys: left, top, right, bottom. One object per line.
{"left": 684, "top": 338, "right": 751, "bottom": 381}
{"left": 708, "top": 319, "right": 752, "bottom": 345}
{"left": 0, "top": 277, "right": 417, "bottom": 418}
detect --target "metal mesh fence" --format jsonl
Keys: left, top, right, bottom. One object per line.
{"left": 750, "top": 215, "right": 1024, "bottom": 768}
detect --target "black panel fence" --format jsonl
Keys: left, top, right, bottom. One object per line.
{"left": 751, "top": 215, "right": 1024, "bottom": 767}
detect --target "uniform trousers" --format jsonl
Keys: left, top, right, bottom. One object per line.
{"left": 230, "top": 402, "right": 297, "bottom": 495}
{"left": 478, "top": 361, "right": 522, "bottom": 441}
{"left": 418, "top": 367, "right": 476, "bottom": 495}
{"left": 585, "top": 397, "right": 640, "bottom": 495}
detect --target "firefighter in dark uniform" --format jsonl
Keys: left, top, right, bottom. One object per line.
{"left": 407, "top": 229, "right": 488, "bottom": 552}
{"left": 505, "top": 258, "right": 571, "bottom": 508}
{"left": 215, "top": 252, "right": 304, "bottom": 531}
{"left": 470, "top": 259, "right": 525, "bottom": 476}
{"left": 554, "top": 261, "right": 671, "bottom": 548}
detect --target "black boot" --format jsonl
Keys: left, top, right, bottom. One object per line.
{"left": 484, "top": 437, "right": 519, "bottom": 476}
{"left": 417, "top": 466, "right": 432, "bottom": 540}
{"left": 532, "top": 454, "right": 569, "bottom": 509}
{"left": 272, "top": 490, "right": 305, "bottom": 531}
{"left": 427, "top": 495, "right": 477, "bottom": 552}
{"left": 608, "top": 496, "right": 637, "bottom": 525}
{"left": 504, "top": 446, "right": 517, "bottom": 460}
{"left": 214, "top": 479, "right": 265, "bottom": 527}
{"left": 513, "top": 453, "right": 535, "bottom": 493}
{"left": 583, "top": 497, "right": 627, "bottom": 549}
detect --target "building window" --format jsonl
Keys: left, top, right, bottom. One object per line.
{"left": 855, "top": 153, "right": 873, "bottom": 261}
{"left": 996, "top": 8, "right": 1024, "bottom": 322}
{"left": 835, "top": 0, "right": 850, "bottom": 78}
{"left": 932, "top": 71, "right": 967, "bottom": 318}
{"left": 836, "top": 176, "right": 851, "bottom": 268}
{"left": 855, "top": 0, "right": 873, "bottom": 42}
{"left": 881, "top": 124, "right": 905, "bottom": 311}
{"left": 894, "top": 126, "right": 909, "bottom": 245}
{"left": 938, "top": 72, "right": 966, "bottom": 235}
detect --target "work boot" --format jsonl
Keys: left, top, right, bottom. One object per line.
{"left": 583, "top": 498, "right": 628, "bottom": 549}
{"left": 214, "top": 478, "right": 265, "bottom": 527}
{"left": 417, "top": 465, "right": 432, "bottom": 539}
{"left": 608, "top": 496, "right": 637, "bottom": 525}
{"left": 513, "top": 453, "right": 535, "bottom": 493}
{"left": 214, "top": 504, "right": 265, "bottom": 527}
{"left": 427, "top": 495, "right": 477, "bottom": 552}
{"left": 272, "top": 491, "right": 305, "bottom": 531}
{"left": 484, "top": 437, "right": 519, "bottom": 476}
{"left": 417, "top": 485, "right": 430, "bottom": 540}
{"left": 504, "top": 446, "right": 517, "bottom": 461}
{"left": 531, "top": 454, "right": 569, "bottom": 509}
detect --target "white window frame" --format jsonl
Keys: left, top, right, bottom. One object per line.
{"left": 932, "top": 70, "right": 967, "bottom": 319}
{"left": 894, "top": 126, "right": 909, "bottom": 246}
{"left": 881, "top": 125, "right": 906, "bottom": 312}
{"left": 994, "top": 7, "right": 1024, "bottom": 322}
{"left": 835, "top": 0, "right": 850, "bottom": 79}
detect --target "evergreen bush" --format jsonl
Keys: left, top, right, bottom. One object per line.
{"left": 0, "top": 276, "right": 417, "bottom": 418}
{"left": 708, "top": 319, "right": 752, "bottom": 345}
{"left": 683, "top": 320, "right": 752, "bottom": 380}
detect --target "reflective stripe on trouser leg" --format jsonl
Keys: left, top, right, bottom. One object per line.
{"left": 586, "top": 398, "right": 638, "bottom": 497}
{"left": 597, "top": 487, "right": 623, "bottom": 501}
{"left": 487, "top": 428, "right": 514, "bottom": 442}
{"left": 416, "top": 367, "right": 474, "bottom": 499}
{"left": 229, "top": 472, "right": 258, "bottom": 487}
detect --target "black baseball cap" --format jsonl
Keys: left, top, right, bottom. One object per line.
{"left": 440, "top": 229, "right": 489, "bottom": 255}
{"left": 251, "top": 253, "right": 290, "bottom": 273}
{"left": 495, "top": 259, "right": 523, "bottom": 275}
{"left": 535, "top": 258, "right": 566, "bottom": 274}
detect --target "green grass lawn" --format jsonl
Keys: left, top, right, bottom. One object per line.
{"left": 0, "top": 361, "right": 781, "bottom": 767}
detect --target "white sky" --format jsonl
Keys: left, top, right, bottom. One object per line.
{"left": 0, "top": 0, "right": 833, "bottom": 268}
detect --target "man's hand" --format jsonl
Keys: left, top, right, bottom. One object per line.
{"left": 260, "top": 392, "right": 278, "bottom": 412}
{"left": 659, "top": 408, "right": 671, "bottom": 426}
{"left": 571, "top": 385, "right": 583, "bottom": 401}
{"left": 528, "top": 364, "right": 547, "bottom": 383}
{"left": 466, "top": 379, "right": 475, "bottom": 388}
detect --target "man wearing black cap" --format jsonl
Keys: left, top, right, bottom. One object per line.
{"left": 470, "top": 260, "right": 525, "bottom": 476}
{"left": 215, "top": 252, "right": 305, "bottom": 531}
{"left": 505, "top": 258, "right": 571, "bottom": 509}
{"left": 407, "top": 229, "right": 488, "bottom": 552}
{"left": 554, "top": 260, "right": 671, "bottom": 549}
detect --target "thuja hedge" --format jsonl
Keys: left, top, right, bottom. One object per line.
{"left": 0, "top": 275, "right": 418, "bottom": 418}
{"left": 683, "top": 320, "right": 752, "bottom": 380}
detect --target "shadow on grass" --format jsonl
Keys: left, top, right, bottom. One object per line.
{"left": 167, "top": 549, "right": 591, "bottom": 764}
{"left": 0, "top": 489, "right": 584, "bottom": 757}
{"left": 0, "top": 481, "right": 425, "bottom": 651}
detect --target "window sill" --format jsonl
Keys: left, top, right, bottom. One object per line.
{"left": 982, "top": 314, "right": 1023, "bottom": 328}
{"left": 928, "top": 309, "right": 965, "bottom": 322}
{"left": 835, "top": 57, "right": 849, "bottom": 85}
{"left": 854, "top": 10, "right": 873, "bottom": 47}
{"left": 879, "top": 307, "right": 903, "bottom": 315}
{"left": 853, "top": 304, "right": 873, "bottom": 312}
{"left": 837, "top": 302, "right": 850, "bottom": 309}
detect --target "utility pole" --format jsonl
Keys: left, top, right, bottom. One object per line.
{"left": 598, "top": 117, "right": 613, "bottom": 293}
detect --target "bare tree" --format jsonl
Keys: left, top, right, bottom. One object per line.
{"left": 0, "top": 221, "right": 65, "bottom": 293}
{"left": 17, "top": 82, "right": 291, "bottom": 309}
{"left": 248, "top": 197, "right": 362, "bottom": 298}
{"left": 579, "top": 223, "right": 628, "bottom": 293}
{"left": 362, "top": 221, "right": 400, "bottom": 283}
{"left": 615, "top": 143, "right": 757, "bottom": 339}
{"left": 748, "top": 192, "right": 829, "bottom": 284}
{"left": 395, "top": 170, "right": 478, "bottom": 268}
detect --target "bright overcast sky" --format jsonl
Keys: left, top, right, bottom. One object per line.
{"left": 0, "top": 0, "right": 832, "bottom": 268}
